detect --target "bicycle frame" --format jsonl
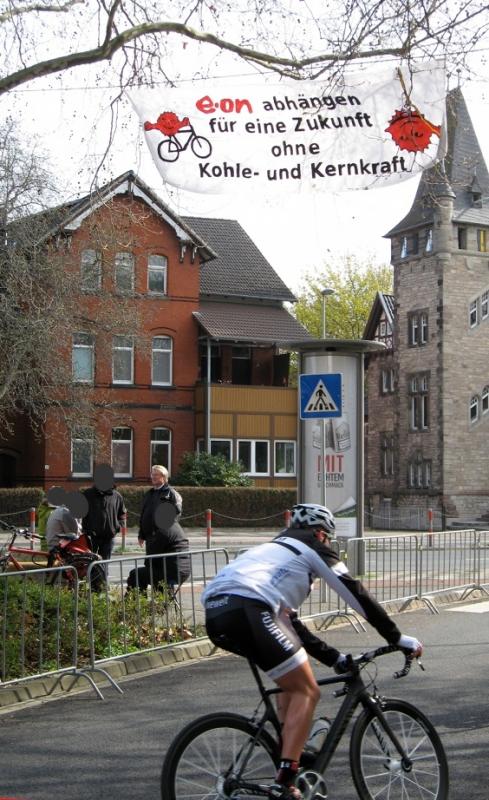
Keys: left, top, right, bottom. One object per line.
{"left": 1, "top": 530, "right": 49, "bottom": 571}
{"left": 246, "top": 657, "right": 412, "bottom": 779}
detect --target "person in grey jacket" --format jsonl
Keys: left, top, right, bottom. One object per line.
{"left": 45, "top": 504, "right": 81, "bottom": 558}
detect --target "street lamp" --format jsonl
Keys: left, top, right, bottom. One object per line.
{"left": 320, "top": 288, "right": 335, "bottom": 506}
{"left": 321, "top": 287, "right": 335, "bottom": 338}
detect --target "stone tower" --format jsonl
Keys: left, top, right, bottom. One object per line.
{"left": 366, "top": 88, "right": 489, "bottom": 525}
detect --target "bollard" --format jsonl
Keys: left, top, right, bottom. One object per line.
{"left": 120, "top": 511, "right": 128, "bottom": 553}
{"left": 427, "top": 507, "right": 434, "bottom": 547}
{"left": 284, "top": 508, "right": 291, "bottom": 528}
{"left": 29, "top": 507, "right": 36, "bottom": 550}
{"left": 206, "top": 508, "right": 212, "bottom": 549}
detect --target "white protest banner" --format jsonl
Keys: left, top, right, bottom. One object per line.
{"left": 127, "top": 60, "right": 446, "bottom": 194}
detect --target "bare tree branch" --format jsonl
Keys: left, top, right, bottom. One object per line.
{"left": 0, "top": 1, "right": 488, "bottom": 95}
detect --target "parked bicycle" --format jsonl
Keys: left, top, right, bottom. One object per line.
{"left": 0, "top": 520, "right": 105, "bottom": 591}
{"left": 160, "top": 644, "right": 448, "bottom": 800}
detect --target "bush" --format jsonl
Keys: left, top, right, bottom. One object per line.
{"left": 172, "top": 451, "right": 252, "bottom": 487}
{"left": 0, "top": 488, "right": 44, "bottom": 526}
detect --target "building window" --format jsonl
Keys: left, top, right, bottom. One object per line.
{"left": 152, "top": 336, "right": 172, "bottom": 385}
{"left": 71, "top": 428, "right": 93, "bottom": 477}
{"left": 481, "top": 291, "right": 488, "bottom": 321}
{"left": 115, "top": 252, "right": 134, "bottom": 292}
{"left": 112, "top": 427, "right": 133, "bottom": 477}
{"left": 237, "top": 440, "right": 269, "bottom": 475}
{"left": 477, "top": 229, "right": 487, "bottom": 253}
{"left": 380, "top": 433, "right": 394, "bottom": 477}
{"left": 197, "top": 439, "right": 232, "bottom": 461}
{"left": 150, "top": 428, "right": 171, "bottom": 471}
{"left": 409, "top": 373, "right": 429, "bottom": 431}
{"left": 80, "top": 249, "right": 102, "bottom": 291}
{"left": 232, "top": 346, "right": 252, "bottom": 385}
{"left": 482, "top": 386, "right": 489, "bottom": 415}
{"left": 408, "top": 311, "right": 428, "bottom": 346}
{"left": 469, "top": 299, "right": 478, "bottom": 328}
{"left": 470, "top": 395, "right": 479, "bottom": 423}
{"left": 112, "top": 336, "right": 134, "bottom": 384}
{"left": 400, "top": 233, "right": 419, "bottom": 258}
{"left": 72, "top": 332, "right": 94, "bottom": 383}
{"left": 425, "top": 228, "right": 433, "bottom": 252}
{"left": 274, "top": 441, "right": 296, "bottom": 476}
{"left": 148, "top": 254, "right": 167, "bottom": 294}
{"left": 381, "top": 368, "right": 395, "bottom": 394}
{"left": 408, "top": 453, "right": 432, "bottom": 488}
{"left": 457, "top": 227, "right": 467, "bottom": 249}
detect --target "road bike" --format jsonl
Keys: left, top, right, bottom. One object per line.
{"left": 157, "top": 124, "right": 212, "bottom": 162}
{"left": 160, "top": 645, "right": 448, "bottom": 800}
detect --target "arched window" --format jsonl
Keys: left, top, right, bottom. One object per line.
{"left": 482, "top": 386, "right": 489, "bottom": 415}
{"left": 152, "top": 336, "right": 173, "bottom": 385}
{"left": 112, "top": 427, "right": 133, "bottom": 477}
{"left": 469, "top": 395, "right": 479, "bottom": 424}
{"left": 150, "top": 428, "right": 171, "bottom": 472}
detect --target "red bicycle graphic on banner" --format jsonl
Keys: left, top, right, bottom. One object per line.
{"left": 144, "top": 111, "right": 212, "bottom": 163}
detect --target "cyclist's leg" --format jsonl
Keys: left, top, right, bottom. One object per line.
{"left": 275, "top": 659, "right": 320, "bottom": 762}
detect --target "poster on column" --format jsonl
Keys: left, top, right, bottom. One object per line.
{"left": 127, "top": 60, "right": 446, "bottom": 195}
{"left": 301, "top": 354, "right": 358, "bottom": 538}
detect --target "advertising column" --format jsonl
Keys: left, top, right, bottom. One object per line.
{"left": 299, "top": 350, "right": 364, "bottom": 538}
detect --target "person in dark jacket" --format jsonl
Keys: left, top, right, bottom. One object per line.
{"left": 127, "top": 465, "right": 190, "bottom": 593}
{"left": 82, "top": 464, "right": 126, "bottom": 562}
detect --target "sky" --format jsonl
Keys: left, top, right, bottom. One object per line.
{"left": 2, "top": 43, "right": 489, "bottom": 294}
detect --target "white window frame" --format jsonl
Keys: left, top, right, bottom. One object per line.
{"left": 420, "top": 313, "right": 428, "bottom": 344}
{"left": 274, "top": 440, "right": 296, "bottom": 477}
{"left": 197, "top": 438, "right": 233, "bottom": 462}
{"left": 71, "top": 430, "right": 94, "bottom": 478}
{"left": 409, "top": 314, "right": 419, "bottom": 345}
{"left": 72, "top": 332, "right": 94, "bottom": 383}
{"left": 112, "top": 335, "right": 134, "bottom": 385}
{"left": 111, "top": 427, "right": 133, "bottom": 478}
{"left": 400, "top": 236, "right": 408, "bottom": 258}
{"left": 425, "top": 228, "right": 433, "bottom": 253}
{"left": 114, "top": 252, "right": 135, "bottom": 293}
{"left": 481, "top": 291, "right": 488, "bottom": 321}
{"left": 237, "top": 439, "right": 270, "bottom": 476}
{"left": 80, "top": 249, "right": 102, "bottom": 291}
{"left": 148, "top": 254, "right": 167, "bottom": 294}
{"left": 150, "top": 428, "right": 171, "bottom": 472}
{"left": 469, "top": 299, "right": 478, "bottom": 328}
{"left": 470, "top": 396, "right": 479, "bottom": 424}
{"left": 482, "top": 386, "right": 489, "bottom": 415}
{"left": 152, "top": 336, "right": 173, "bottom": 386}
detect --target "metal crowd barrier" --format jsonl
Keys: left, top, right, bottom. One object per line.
{"left": 0, "top": 565, "right": 79, "bottom": 686}
{"left": 2, "top": 532, "right": 489, "bottom": 700}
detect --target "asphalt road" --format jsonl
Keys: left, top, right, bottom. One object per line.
{"left": 1, "top": 597, "right": 488, "bottom": 799}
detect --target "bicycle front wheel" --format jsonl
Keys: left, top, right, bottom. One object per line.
{"left": 350, "top": 698, "right": 449, "bottom": 799}
{"left": 191, "top": 135, "right": 212, "bottom": 159}
{"left": 161, "top": 711, "right": 279, "bottom": 800}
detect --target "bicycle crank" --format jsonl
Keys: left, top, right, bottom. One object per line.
{"left": 296, "top": 770, "right": 328, "bottom": 800}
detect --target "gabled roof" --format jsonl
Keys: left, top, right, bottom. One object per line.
{"left": 194, "top": 301, "right": 312, "bottom": 344}
{"left": 15, "top": 171, "right": 216, "bottom": 262}
{"left": 363, "top": 292, "right": 395, "bottom": 340}
{"left": 386, "top": 88, "right": 489, "bottom": 237}
{"left": 181, "top": 216, "right": 296, "bottom": 302}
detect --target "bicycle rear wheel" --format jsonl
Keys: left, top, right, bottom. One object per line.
{"left": 350, "top": 698, "right": 449, "bottom": 799}
{"left": 161, "top": 711, "right": 279, "bottom": 800}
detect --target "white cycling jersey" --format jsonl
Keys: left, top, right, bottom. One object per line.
{"left": 201, "top": 528, "right": 401, "bottom": 644}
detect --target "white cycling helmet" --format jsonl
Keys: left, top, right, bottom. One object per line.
{"left": 291, "top": 503, "right": 336, "bottom": 533}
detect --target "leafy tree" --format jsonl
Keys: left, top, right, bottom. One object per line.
{"left": 293, "top": 256, "right": 393, "bottom": 340}
{"left": 0, "top": 0, "right": 487, "bottom": 95}
{"left": 173, "top": 452, "right": 252, "bottom": 487}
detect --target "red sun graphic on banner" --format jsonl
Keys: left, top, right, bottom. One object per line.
{"left": 385, "top": 108, "right": 441, "bottom": 153}
{"left": 144, "top": 111, "right": 189, "bottom": 136}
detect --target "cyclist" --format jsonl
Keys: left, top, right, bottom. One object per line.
{"left": 201, "top": 503, "right": 422, "bottom": 800}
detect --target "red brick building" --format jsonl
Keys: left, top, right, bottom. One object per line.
{"left": 0, "top": 171, "right": 310, "bottom": 488}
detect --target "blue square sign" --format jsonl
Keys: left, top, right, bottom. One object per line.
{"left": 299, "top": 373, "right": 342, "bottom": 419}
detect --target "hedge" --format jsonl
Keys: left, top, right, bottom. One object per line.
{"left": 0, "top": 487, "right": 297, "bottom": 529}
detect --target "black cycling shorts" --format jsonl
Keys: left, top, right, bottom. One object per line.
{"left": 204, "top": 594, "right": 307, "bottom": 680}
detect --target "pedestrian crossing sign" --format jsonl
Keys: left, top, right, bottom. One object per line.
{"left": 299, "top": 373, "right": 342, "bottom": 419}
